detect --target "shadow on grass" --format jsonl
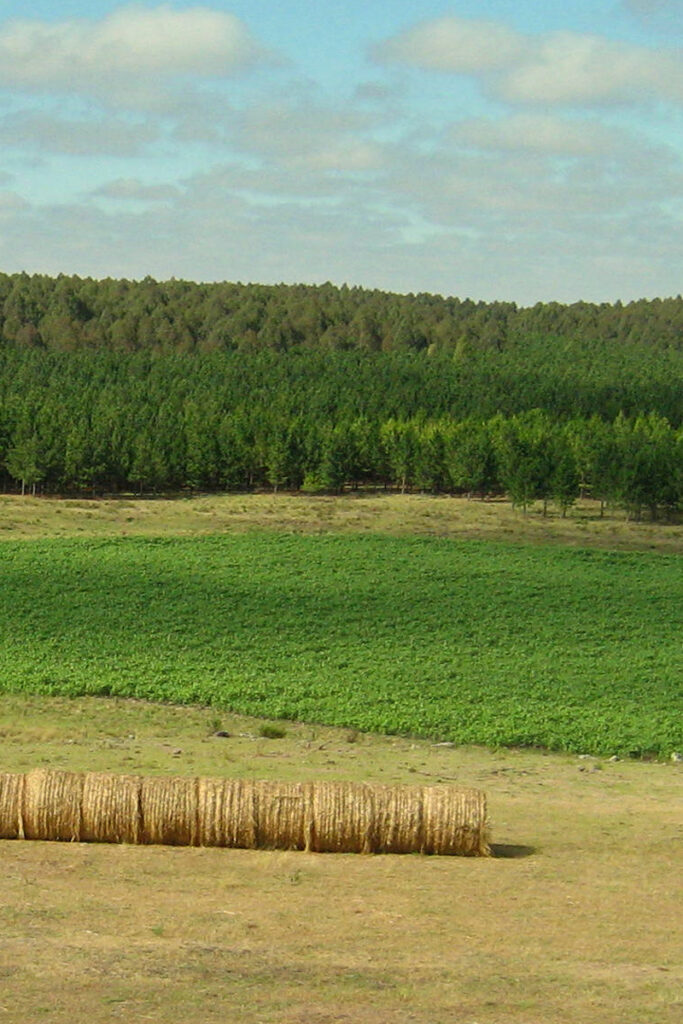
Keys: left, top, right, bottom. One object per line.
{"left": 490, "top": 843, "right": 536, "bottom": 859}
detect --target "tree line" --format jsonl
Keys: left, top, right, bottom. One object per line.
{"left": 1, "top": 347, "right": 680, "bottom": 519}
{"left": 2, "top": 271, "right": 682, "bottom": 355}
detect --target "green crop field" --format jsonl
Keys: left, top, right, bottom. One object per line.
{"left": 0, "top": 532, "right": 681, "bottom": 757}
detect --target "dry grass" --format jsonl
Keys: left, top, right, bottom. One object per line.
{"left": 0, "top": 695, "right": 681, "bottom": 1024}
{"left": 0, "top": 491, "right": 681, "bottom": 552}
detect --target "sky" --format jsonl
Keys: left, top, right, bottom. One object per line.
{"left": 0, "top": 1, "right": 681, "bottom": 304}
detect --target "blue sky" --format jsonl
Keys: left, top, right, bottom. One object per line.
{"left": 0, "top": 1, "right": 681, "bottom": 303}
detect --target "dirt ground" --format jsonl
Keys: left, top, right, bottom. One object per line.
{"left": 1, "top": 696, "right": 681, "bottom": 1024}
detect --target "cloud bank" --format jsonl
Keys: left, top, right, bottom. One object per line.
{"left": 0, "top": 5, "right": 680, "bottom": 303}
{"left": 376, "top": 16, "right": 683, "bottom": 106}
{"left": 0, "top": 4, "right": 265, "bottom": 101}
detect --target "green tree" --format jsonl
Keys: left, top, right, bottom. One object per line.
{"left": 444, "top": 420, "right": 498, "bottom": 496}
{"left": 493, "top": 411, "right": 554, "bottom": 513}
{"left": 550, "top": 431, "right": 580, "bottom": 516}
{"left": 414, "top": 422, "right": 449, "bottom": 492}
{"left": 380, "top": 419, "right": 416, "bottom": 492}
{"left": 5, "top": 432, "right": 43, "bottom": 495}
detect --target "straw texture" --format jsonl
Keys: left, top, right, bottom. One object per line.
{"left": 373, "top": 783, "right": 425, "bottom": 854}
{"left": 21, "top": 769, "right": 84, "bottom": 842}
{"left": 197, "top": 777, "right": 257, "bottom": 849}
{"left": 0, "top": 773, "right": 25, "bottom": 840}
{"left": 254, "top": 780, "right": 312, "bottom": 851}
{"left": 0, "top": 769, "right": 490, "bottom": 856}
{"left": 422, "top": 785, "right": 489, "bottom": 856}
{"left": 81, "top": 772, "right": 142, "bottom": 845}
{"left": 310, "top": 781, "right": 376, "bottom": 853}
{"left": 140, "top": 776, "right": 200, "bottom": 846}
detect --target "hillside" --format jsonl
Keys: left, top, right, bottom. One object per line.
{"left": 1, "top": 273, "right": 681, "bottom": 514}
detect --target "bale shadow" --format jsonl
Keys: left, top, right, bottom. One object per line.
{"left": 490, "top": 843, "right": 536, "bottom": 859}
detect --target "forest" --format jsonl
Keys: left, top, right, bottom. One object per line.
{"left": 1, "top": 271, "right": 681, "bottom": 516}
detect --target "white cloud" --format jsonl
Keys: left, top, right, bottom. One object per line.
{"left": 376, "top": 16, "right": 683, "bottom": 107}
{"left": 93, "top": 178, "right": 181, "bottom": 202}
{"left": 0, "top": 110, "right": 158, "bottom": 156}
{"left": 235, "top": 101, "right": 384, "bottom": 173}
{"left": 0, "top": 9, "right": 680, "bottom": 305}
{"left": 375, "top": 16, "right": 527, "bottom": 74}
{"left": 1, "top": 179, "right": 680, "bottom": 304}
{"left": 452, "top": 114, "right": 629, "bottom": 157}
{"left": 502, "top": 32, "right": 683, "bottom": 105}
{"left": 0, "top": 5, "right": 266, "bottom": 101}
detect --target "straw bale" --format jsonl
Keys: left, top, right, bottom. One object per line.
{"left": 3, "top": 768, "right": 490, "bottom": 855}
{"left": 0, "top": 773, "right": 25, "bottom": 840}
{"left": 197, "top": 778, "right": 257, "bottom": 849}
{"left": 421, "top": 785, "right": 490, "bottom": 856}
{"left": 372, "top": 783, "right": 425, "bottom": 854}
{"left": 139, "top": 776, "right": 200, "bottom": 846}
{"left": 309, "top": 781, "right": 377, "bottom": 853}
{"left": 21, "top": 769, "right": 84, "bottom": 842}
{"left": 253, "top": 780, "right": 313, "bottom": 850}
{"left": 81, "top": 772, "right": 142, "bottom": 844}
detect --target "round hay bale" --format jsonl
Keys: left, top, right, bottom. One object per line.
{"left": 0, "top": 773, "right": 25, "bottom": 840}
{"left": 139, "top": 776, "right": 200, "bottom": 846}
{"left": 197, "top": 778, "right": 257, "bottom": 849}
{"left": 372, "top": 783, "right": 425, "bottom": 854}
{"left": 422, "top": 785, "right": 490, "bottom": 856}
{"left": 4, "top": 769, "right": 490, "bottom": 856}
{"left": 309, "top": 781, "right": 377, "bottom": 853}
{"left": 21, "top": 769, "right": 84, "bottom": 842}
{"left": 81, "top": 772, "right": 142, "bottom": 844}
{"left": 253, "top": 780, "right": 313, "bottom": 851}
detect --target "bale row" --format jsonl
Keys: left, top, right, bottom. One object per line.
{"left": 0, "top": 770, "right": 490, "bottom": 856}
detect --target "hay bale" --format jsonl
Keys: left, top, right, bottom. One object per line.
{"left": 21, "top": 769, "right": 84, "bottom": 842}
{"left": 253, "top": 780, "right": 313, "bottom": 851}
{"left": 0, "top": 773, "right": 25, "bottom": 840}
{"left": 3, "top": 769, "right": 490, "bottom": 855}
{"left": 309, "top": 781, "right": 377, "bottom": 853}
{"left": 81, "top": 772, "right": 142, "bottom": 844}
{"left": 372, "top": 783, "right": 425, "bottom": 854}
{"left": 422, "top": 785, "right": 490, "bottom": 856}
{"left": 197, "top": 777, "right": 257, "bottom": 849}
{"left": 139, "top": 776, "right": 200, "bottom": 846}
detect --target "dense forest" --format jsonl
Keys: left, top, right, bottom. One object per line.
{"left": 2, "top": 271, "right": 683, "bottom": 355}
{"left": 1, "top": 272, "right": 681, "bottom": 516}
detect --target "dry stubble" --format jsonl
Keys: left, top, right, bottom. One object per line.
{"left": 0, "top": 696, "right": 681, "bottom": 1024}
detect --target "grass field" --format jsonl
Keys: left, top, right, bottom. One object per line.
{"left": 0, "top": 512, "right": 681, "bottom": 756}
{"left": 1, "top": 695, "right": 681, "bottom": 1024}
{"left": 1, "top": 496, "right": 681, "bottom": 1022}
{"left": 1, "top": 491, "right": 682, "bottom": 551}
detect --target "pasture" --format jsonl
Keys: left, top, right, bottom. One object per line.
{"left": 0, "top": 494, "right": 681, "bottom": 1022}
{"left": 0, "top": 695, "right": 681, "bottom": 1024}
{"left": 1, "top": 490, "right": 682, "bottom": 550}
